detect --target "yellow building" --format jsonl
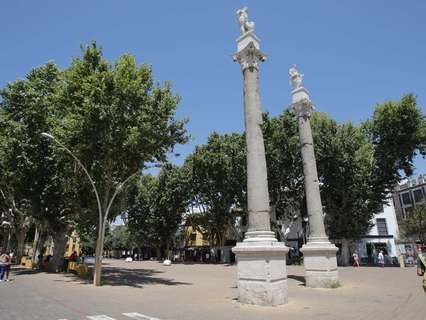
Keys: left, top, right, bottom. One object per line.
{"left": 184, "top": 225, "right": 209, "bottom": 247}
{"left": 46, "top": 230, "right": 82, "bottom": 257}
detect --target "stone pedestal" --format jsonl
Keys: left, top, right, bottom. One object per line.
{"left": 300, "top": 238, "right": 338, "bottom": 288}
{"left": 233, "top": 237, "right": 289, "bottom": 306}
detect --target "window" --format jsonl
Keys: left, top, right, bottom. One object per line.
{"left": 413, "top": 189, "right": 425, "bottom": 203}
{"left": 376, "top": 218, "right": 388, "bottom": 236}
{"left": 190, "top": 232, "right": 197, "bottom": 241}
{"left": 401, "top": 192, "right": 412, "bottom": 206}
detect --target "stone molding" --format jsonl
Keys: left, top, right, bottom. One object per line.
{"left": 233, "top": 42, "right": 266, "bottom": 72}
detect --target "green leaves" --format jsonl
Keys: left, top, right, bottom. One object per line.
{"left": 0, "top": 41, "right": 189, "bottom": 244}
{"left": 127, "top": 165, "right": 190, "bottom": 250}
{"left": 185, "top": 132, "right": 246, "bottom": 246}
{"left": 263, "top": 95, "right": 425, "bottom": 240}
{"left": 401, "top": 205, "right": 426, "bottom": 242}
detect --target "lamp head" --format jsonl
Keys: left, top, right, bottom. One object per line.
{"left": 41, "top": 132, "right": 54, "bottom": 139}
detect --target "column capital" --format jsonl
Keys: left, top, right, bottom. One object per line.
{"left": 233, "top": 42, "right": 266, "bottom": 72}
{"left": 291, "top": 98, "right": 315, "bottom": 118}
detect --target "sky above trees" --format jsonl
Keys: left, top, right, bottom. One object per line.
{"left": 1, "top": 1, "right": 425, "bottom": 173}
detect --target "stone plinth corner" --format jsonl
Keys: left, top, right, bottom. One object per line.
{"left": 300, "top": 240, "right": 339, "bottom": 288}
{"left": 232, "top": 241, "right": 289, "bottom": 306}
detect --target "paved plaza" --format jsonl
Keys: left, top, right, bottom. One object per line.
{"left": 0, "top": 259, "right": 424, "bottom": 320}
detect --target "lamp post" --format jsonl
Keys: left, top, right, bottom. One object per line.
{"left": 41, "top": 132, "right": 139, "bottom": 286}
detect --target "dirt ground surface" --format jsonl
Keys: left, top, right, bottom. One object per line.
{"left": 0, "top": 259, "right": 424, "bottom": 320}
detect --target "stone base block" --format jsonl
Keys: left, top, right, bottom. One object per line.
{"left": 300, "top": 238, "right": 339, "bottom": 288}
{"left": 232, "top": 241, "right": 289, "bottom": 306}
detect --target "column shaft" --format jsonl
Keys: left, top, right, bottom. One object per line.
{"left": 243, "top": 67, "right": 271, "bottom": 232}
{"left": 298, "top": 115, "right": 326, "bottom": 239}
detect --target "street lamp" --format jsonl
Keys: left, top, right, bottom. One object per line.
{"left": 41, "top": 132, "right": 139, "bottom": 286}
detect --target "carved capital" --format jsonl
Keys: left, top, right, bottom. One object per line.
{"left": 233, "top": 42, "right": 266, "bottom": 71}
{"left": 290, "top": 98, "right": 315, "bottom": 118}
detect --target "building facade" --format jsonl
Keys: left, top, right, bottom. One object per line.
{"left": 353, "top": 199, "right": 400, "bottom": 264}
{"left": 392, "top": 173, "right": 426, "bottom": 222}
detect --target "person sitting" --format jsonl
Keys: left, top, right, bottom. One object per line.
{"left": 69, "top": 251, "right": 78, "bottom": 262}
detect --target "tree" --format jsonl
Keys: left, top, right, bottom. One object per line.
{"left": 262, "top": 111, "right": 304, "bottom": 234}
{"left": 104, "top": 225, "right": 132, "bottom": 253}
{"left": 365, "top": 94, "right": 426, "bottom": 203}
{"left": 0, "top": 63, "right": 76, "bottom": 268}
{"left": 401, "top": 205, "right": 426, "bottom": 243}
{"left": 127, "top": 164, "right": 190, "bottom": 259}
{"left": 55, "top": 42, "right": 188, "bottom": 284}
{"left": 186, "top": 132, "right": 246, "bottom": 246}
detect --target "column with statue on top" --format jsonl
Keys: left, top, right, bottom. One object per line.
{"left": 231, "top": 7, "right": 289, "bottom": 306}
{"left": 289, "top": 65, "right": 339, "bottom": 288}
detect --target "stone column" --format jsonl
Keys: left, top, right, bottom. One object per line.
{"left": 289, "top": 65, "right": 339, "bottom": 288}
{"left": 231, "top": 8, "right": 288, "bottom": 306}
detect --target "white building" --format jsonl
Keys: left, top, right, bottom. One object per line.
{"left": 353, "top": 198, "right": 400, "bottom": 264}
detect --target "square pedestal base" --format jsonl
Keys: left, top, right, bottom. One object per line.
{"left": 232, "top": 241, "right": 289, "bottom": 306}
{"left": 300, "top": 239, "right": 339, "bottom": 288}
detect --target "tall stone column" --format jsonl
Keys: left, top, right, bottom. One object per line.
{"left": 289, "top": 65, "right": 339, "bottom": 288}
{"left": 232, "top": 7, "right": 288, "bottom": 306}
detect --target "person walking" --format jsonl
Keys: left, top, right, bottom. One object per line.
{"left": 378, "top": 250, "right": 385, "bottom": 268}
{"left": 352, "top": 252, "right": 360, "bottom": 267}
{"left": 0, "top": 254, "right": 5, "bottom": 282}
{"left": 416, "top": 247, "right": 426, "bottom": 293}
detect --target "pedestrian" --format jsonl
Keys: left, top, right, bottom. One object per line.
{"left": 0, "top": 252, "right": 11, "bottom": 281}
{"left": 0, "top": 254, "right": 5, "bottom": 282}
{"left": 416, "top": 247, "right": 426, "bottom": 293}
{"left": 378, "top": 250, "right": 385, "bottom": 268}
{"left": 352, "top": 252, "right": 360, "bottom": 267}
{"left": 69, "top": 251, "right": 77, "bottom": 262}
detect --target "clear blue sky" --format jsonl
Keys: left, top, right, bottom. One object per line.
{"left": 2, "top": 1, "right": 425, "bottom": 175}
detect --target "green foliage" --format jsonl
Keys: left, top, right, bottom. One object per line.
{"left": 261, "top": 94, "right": 425, "bottom": 241}
{"left": 57, "top": 42, "right": 188, "bottom": 230}
{"left": 186, "top": 132, "right": 246, "bottom": 246}
{"left": 364, "top": 94, "right": 426, "bottom": 203}
{"left": 263, "top": 111, "right": 303, "bottom": 220}
{"left": 127, "top": 164, "right": 190, "bottom": 253}
{"left": 0, "top": 62, "right": 74, "bottom": 235}
{"left": 314, "top": 117, "right": 376, "bottom": 239}
{"left": 401, "top": 205, "right": 426, "bottom": 243}
{"left": 104, "top": 225, "right": 132, "bottom": 251}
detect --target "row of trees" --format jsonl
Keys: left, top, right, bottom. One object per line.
{"left": 123, "top": 96, "right": 425, "bottom": 265}
{"left": 0, "top": 40, "right": 425, "bottom": 281}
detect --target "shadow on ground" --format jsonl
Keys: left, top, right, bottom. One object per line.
{"left": 53, "top": 266, "right": 192, "bottom": 288}
{"left": 288, "top": 274, "right": 306, "bottom": 285}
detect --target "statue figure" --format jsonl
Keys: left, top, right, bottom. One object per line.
{"left": 289, "top": 64, "right": 304, "bottom": 90}
{"left": 236, "top": 6, "right": 255, "bottom": 35}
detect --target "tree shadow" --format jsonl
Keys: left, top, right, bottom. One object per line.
{"left": 12, "top": 267, "right": 46, "bottom": 276}
{"left": 288, "top": 274, "right": 306, "bottom": 285}
{"left": 53, "top": 266, "right": 192, "bottom": 288}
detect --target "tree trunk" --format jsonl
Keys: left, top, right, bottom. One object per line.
{"left": 5, "top": 229, "right": 12, "bottom": 252}
{"left": 1, "top": 229, "right": 9, "bottom": 252}
{"left": 51, "top": 229, "right": 68, "bottom": 272}
{"left": 156, "top": 246, "right": 161, "bottom": 260}
{"left": 15, "top": 228, "right": 27, "bottom": 264}
{"left": 32, "top": 228, "right": 47, "bottom": 265}
{"left": 341, "top": 239, "right": 351, "bottom": 266}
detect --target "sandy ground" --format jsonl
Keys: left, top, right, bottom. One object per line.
{"left": 0, "top": 259, "right": 424, "bottom": 320}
